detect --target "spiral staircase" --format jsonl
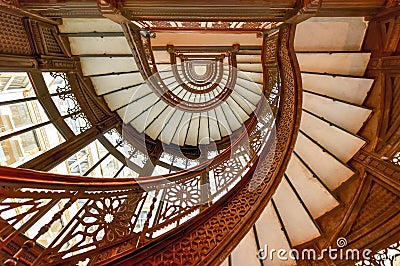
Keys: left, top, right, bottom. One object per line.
{"left": 62, "top": 18, "right": 265, "bottom": 147}
{"left": 57, "top": 16, "right": 373, "bottom": 265}
{"left": 0, "top": 6, "right": 381, "bottom": 266}
{"left": 227, "top": 17, "right": 373, "bottom": 266}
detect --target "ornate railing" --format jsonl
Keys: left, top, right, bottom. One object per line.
{"left": 99, "top": 23, "right": 301, "bottom": 266}
{"left": 0, "top": 23, "right": 301, "bottom": 265}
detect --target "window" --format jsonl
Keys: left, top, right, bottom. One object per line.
{"left": 0, "top": 72, "right": 65, "bottom": 167}
{"left": 51, "top": 140, "right": 107, "bottom": 176}
{"left": 43, "top": 72, "right": 91, "bottom": 135}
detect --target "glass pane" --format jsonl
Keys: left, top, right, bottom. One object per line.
{"left": 87, "top": 154, "right": 123, "bottom": 178}
{"left": 104, "top": 128, "right": 148, "bottom": 167}
{"left": 103, "top": 129, "right": 122, "bottom": 147}
{"left": 51, "top": 94, "right": 81, "bottom": 116}
{"left": 0, "top": 124, "right": 65, "bottom": 167}
{"left": 0, "top": 100, "right": 49, "bottom": 137}
{"left": 104, "top": 129, "right": 134, "bottom": 157}
{"left": 115, "top": 166, "right": 139, "bottom": 178}
{"left": 159, "top": 152, "right": 174, "bottom": 165}
{"left": 43, "top": 72, "right": 71, "bottom": 94}
{"left": 152, "top": 165, "right": 170, "bottom": 175}
{"left": 130, "top": 151, "right": 147, "bottom": 168}
{"left": 50, "top": 140, "right": 107, "bottom": 176}
{"left": 0, "top": 72, "right": 36, "bottom": 102}
{"left": 64, "top": 113, "right": 91, "bottom": 135}
{"left": 173, "top": 155, "right": 187, "bottom": 169}
{"left": 186, "top": 159, "right": 199, "bottom": 168}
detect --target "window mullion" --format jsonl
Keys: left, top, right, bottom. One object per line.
{"left": 0, "top": 97, "right": 38, "bottom": 106}
{"left": 29, "top": 71, "right": 75, "bottom": 140}
{"left": 19, "top": 127, "right": 100, "bottom": 171}
{"left": 0, "top": 120, "right": 52, "bottom": 142}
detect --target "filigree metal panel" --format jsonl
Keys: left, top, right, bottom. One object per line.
{"left": 392, "top": 152, "right": 400, "bottom": 166}
{"left": 138, "top": 21, "right": 277, "bottom": 31}
{"left": 358, "top": 240, "right": 400, "bottom": 266}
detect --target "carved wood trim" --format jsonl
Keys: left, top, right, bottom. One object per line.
{"left": 0, "top": 4, "right": 59, "bottom": 25}
{"left": 363, "top": 10, "right": 400, "bottom": 157}
{"left": 332, "top": 177, "right": 399, "bottom": 265}
{"left": 98, "top": 0, "right": 129, "bottom": 24}
{"left": 0, "top": 55, "right": 37, "bottom": 71}
{"left": 0, "top": 0, "right": 20, "bottom": 8}
{"left": 285, "top": 0, "right": 323, "bottom": 24}
{"left": 352, "top": 150, "right": 400, "bottom": 195}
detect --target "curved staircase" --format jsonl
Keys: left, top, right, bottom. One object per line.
{"left": 0, "top": 15, "right": 376, "bottom": 266}
{"left": 226, "top": 17, "right": 374, "bottom": 265}
{"left": 61, "top": 18, "right": 264, "bottom": 147}
{"left": 55, "top": 16, "right": 376, "bottom": 265}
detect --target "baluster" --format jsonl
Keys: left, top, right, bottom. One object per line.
{"left": 138, "top": 190, "right": 159, "bottom": 246}
{"left": 200, "top": 171, "right": 211, "bottom": 211}
{"left": 4, "top": 192, "right": 82, "bottom": 265}
{"left": 200, "top": 152, "right": 211, "bottom": 211}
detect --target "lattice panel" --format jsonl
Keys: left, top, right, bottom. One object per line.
{"left": 40, "top": 26, "right": 63, "bottom": 55}
{"left": 351, "top": 181, "right": 399, "bottom": 232}
{"left": 0, "top": 12, "right": 31, "bottom": 55}
{"left": 389, "top": 76, "right": 400, "bottom": 127}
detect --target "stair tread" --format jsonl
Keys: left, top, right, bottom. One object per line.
{"left": 297, "top": 52, "right": 371, "bottom": 76}
{"left": 59, "top": 18, "right": 122, "bottom": 33}
{"left": 146, "top": 106, "right": 175, "bottom": 140}
{"left": 231, "top": 228, "right": 260, "bottom": 266}
{"left": 295, "top": 17, "right": 367, "bottom": 52}
{"left": 159, "top": 110, "right": 184, "bottom": 144}
{"left": 294, "top": 131, "right": 354, "bottom": 190}
{"left": 273, "top": 178, "right": 321, "bottom": 246}
{"left": 103, "top": 83, "right": 147, "bottom": 111}
{"left": 303, "top": 91, "right": 372, "bottom": 134}
{"left": 80, "top": 57, "right": 138, "bottom": 76}
{"left": 254, "top": 203, "right": 295, "bottom": 265}
{"left": 301, "top": 73, "right": 373, "bottom": 105}
{"left": 91, "top": 72, "right": 144, "bottom": 95}
{"left": 285, "top": 153, "right": 339, "bottom": 218}
{"left": 300, "top": 110, "right": 366, "bottom": 162}
{"left": 69, "top": 36, "right": 131, "bottom": 55}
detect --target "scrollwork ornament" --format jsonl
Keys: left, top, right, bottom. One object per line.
{"left": 50, "top": 72, "right": 72, "bottom": 93}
